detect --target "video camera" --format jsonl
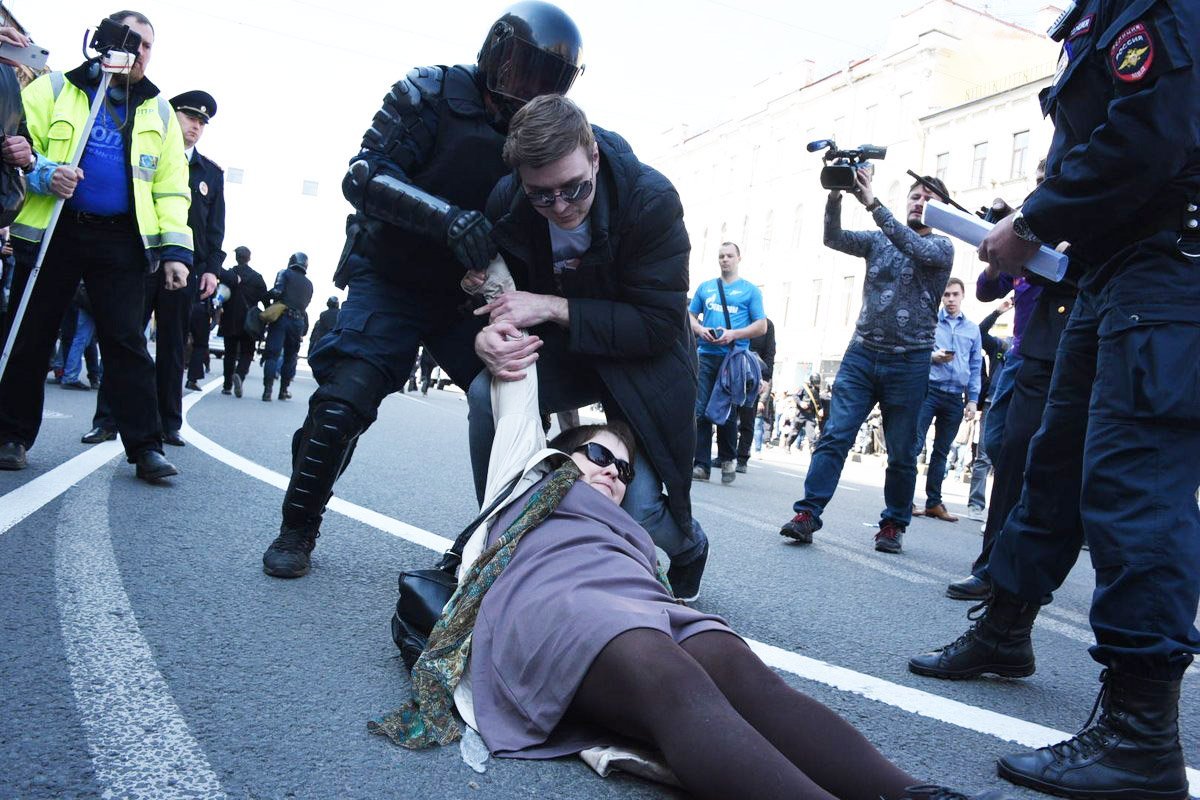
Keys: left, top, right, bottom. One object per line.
{"left": 807, "top": 139, "right": 887, "bottom": 191}
{"left": 89, "top": 18, "right": 142, "bottom": 56}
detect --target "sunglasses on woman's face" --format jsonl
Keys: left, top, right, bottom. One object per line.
{"left": 572, "top": 441, "right": 635, "bottom": 484}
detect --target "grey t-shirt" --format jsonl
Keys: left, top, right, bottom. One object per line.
{"left": 548, "top": 218, "right": 592, "bottom": 292}
{"left": 824, "top": 194, "right": 955, "bottom": 354}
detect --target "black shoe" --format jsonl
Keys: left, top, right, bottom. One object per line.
{"left": 62, "top": 379, "right": 91, "bottom": 390}
{"left": 278, "top": 382, "right": 291, "bottom": 400}
{"left": 667, "top": 539, "right": 708, "bottom": 603}
{"left": 908, "top": 591, "right": 1039, "bottom": 680}
{"left": 263, "top": 525, "right": 320, "bottom": 578}
{"left": 162, "top": 430, "right": 186, "bottom": 447}
{"left": 135, "top": 450, "right": 179, "bottom": 482}
{"left": 89, "top": 378, "right": 101, "bottom": 390}
{"left": 779, "top": 510, "right": 820, "bottom": 543}
{"left": 692, "top": 464, "right": 710, "bottom": 481}
{"left": 221, "top": 387, "right": 232, "bottom": 395}
{"left": 946, "top": 574, "right": 992, "bottom": 601}
{"left": 897, "top": 785, "right": 1015, "bottom": 800}
{"left": 0, "top": 441, "right": 27, "bottom": 470}
{"left": 81, "top": 426, "right": 116, "bottom": 444}
{"left": 735, "top": 461, "right": 748, "bottom": 474}
{"left": 232, "top": 373, "right": 243, "bottom": 398}
{"left": 720, "top": 459, "right": 737, "bottom": 484}
{"left": 420, "top": 377, "right": 430, "bottom": 395}
{"left": 262, "top": 379, "right": 274, "bottom": 402}
{"left": 874, "top": 520, "right": 905, "bottom": 553}
{"left": 184, "top": 380, "right": 201, "bottom": 391}
{"left": 997, "top": 670, "right": 1188, "bottom": 800}
{"left": 405, "top": 378, "right": 418, "bottom": 392}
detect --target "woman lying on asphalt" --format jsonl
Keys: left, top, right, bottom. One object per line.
{"left": 371, "top": 419, "right": 1013, "bottom": 800}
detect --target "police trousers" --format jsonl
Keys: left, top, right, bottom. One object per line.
{"left": 985, "top": 242, "right": 1200, "bottom": 678}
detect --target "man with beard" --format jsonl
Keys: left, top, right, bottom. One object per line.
{"left": 779, "top": 170, "right": 954, "bottom": 554}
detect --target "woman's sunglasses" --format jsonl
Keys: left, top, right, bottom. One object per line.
{"left": 524, "top": 179, "right": 594, "bottom": 209}
{"left": 572, "top": 441, "right": 635, "bottom": 484}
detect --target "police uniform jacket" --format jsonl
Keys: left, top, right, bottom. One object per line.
{"left": 186, "top": 148, "right": 226, "bottom": 276}
{"left": 487, "top": 127, "right": 697, "bottom": 537}
{"left": 1022, "top": 0, "right": 1199, "bottom": 305}
{"left": 271, "top": 265, "right": 313, "bottom": 314}
{"left": 334, "top": 65, "right": 508, "bottom": 294}
{"left": 308, "top": 306, "right": 340, "bottom": 358}
{"left": 218, "top": 263, "right": 268, "bottom": 338}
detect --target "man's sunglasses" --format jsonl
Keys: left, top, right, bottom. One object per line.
{"left": 572, "top": 441, "right": 635, "bottom": 484}
{"left": 524, "top": 180, "right": 593, "bottom": 209}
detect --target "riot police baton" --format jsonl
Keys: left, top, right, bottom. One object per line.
{"left": 0, "top": 53, "right": 135, "bottom": 386}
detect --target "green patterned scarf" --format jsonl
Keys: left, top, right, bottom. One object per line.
{"left": 369, "top": 461, "right": 583, "bottom": 749}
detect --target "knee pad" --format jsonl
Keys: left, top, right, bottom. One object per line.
{"left": 311, "top": 358, "right": 390, "bottom": 425}
{"left": 311, "top": 400, "right": 364, "bottom": 445}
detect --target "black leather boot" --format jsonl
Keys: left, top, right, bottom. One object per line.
{"left": 997, "top": 670, "right": 1188, "bottom": 799}
{"left": 262, "top": 379, "right": 274, "bottom": 402}
{"left": 908, "top": 589, "right": 1038, "bottom": 679}
{"left": 278, "top": 380, "right": 291, "bottom": 400}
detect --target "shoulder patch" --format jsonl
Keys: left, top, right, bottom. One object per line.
{"left": 1068, "top": 14, "right": 1094, "bottom": 41}
{"left": 1110, "top": 21, "right": 1155, "bottom": 82}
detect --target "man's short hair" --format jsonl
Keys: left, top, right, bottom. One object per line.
{"left": 910, "top": 175, "right": 949, "bottom": 198}
{"left": 234, "top": 245, "right": 251, "bottom": 263}
{"left": 719, "top": 241, "right": 741, "bottom": 256}
{"left": 502, "top": 94, "right": 596, "bottom": 169}
{"left": 108, "top": 10, "right": 154, "bottom": 32}
{"left": 945, "top": 277, "right": 965, "bottom": 293}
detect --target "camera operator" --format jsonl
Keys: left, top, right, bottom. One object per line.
{"left": 779, "top": 168, "right": 954, "bottom": 554}
{"left": 0, "top": 11, "right": 191, "bottom": 480}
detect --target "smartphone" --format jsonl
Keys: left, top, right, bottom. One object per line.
{"left": 942, "top": 349, "right": 956, "bottom": 356}
{"left": 0, "top": 41, "right": 49, "bottom": 71}
{"left": 707, "top": 327, "right": 725, "bottom": 339}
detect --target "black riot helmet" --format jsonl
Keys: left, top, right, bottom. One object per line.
{"left": 477, "top": 1, "right": 583, "bottom": 119}
{"left": 288, "top": 252, "right": 309, "bottom": 273}
{"left": 327, "top": 296, "right": 339, "bottom": 309}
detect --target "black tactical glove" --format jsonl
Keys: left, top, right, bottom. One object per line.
{"left": 445, "top": 208, "right": 496, "bottom": 272}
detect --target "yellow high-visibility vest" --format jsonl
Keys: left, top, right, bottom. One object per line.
{"left": 12, "top": 70, "right": 193, "bottom": 259}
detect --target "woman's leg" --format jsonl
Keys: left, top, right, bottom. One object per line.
{"left": 569, "top": 629, "right": 838, "bottom": 800}
{"left": 680, "top": 631, "right": 915, "bottom": 800}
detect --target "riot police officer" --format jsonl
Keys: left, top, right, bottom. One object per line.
{"left": 261, "top": 1, "right": 584, "bottom": 578}
{"left": 908, "top": 1, "right": 1199, "bottom": 797}
{"left": 262, "top": 252, "right": 313, "bottom": 401}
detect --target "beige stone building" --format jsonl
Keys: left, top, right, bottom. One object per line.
{"left": 652, "top": 0, "right": 1061, "bottom": 388}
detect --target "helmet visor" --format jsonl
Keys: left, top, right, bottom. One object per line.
{"left": 485, "top": 37, "right": 581, "bottom": 103}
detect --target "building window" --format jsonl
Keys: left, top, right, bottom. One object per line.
{"left": 1010, "top": 130, "right": 1030, "bottom": 180}
{"left": 791, "top": 204, "right": 804, "bottom": 249}
{"left": 843, "top": 275, "right": 856, "bottom": 326}
{"left": 762, "top": 210, "right": 774, "bottom": 253}
{"left": 226, "top": 167, "right": 244, "bottom": 184}
{"left": 301, "top": 180, "right": 319, "bottom": 196}
{"left": 781, "top": 282, "right": 792, "bottom": 325}
{"left": 971, "top": 142, "right": 988, "bottom": 188}
{"left": 935, "top": 153, "right": 949, "bottom": 183}
{"left": 812, "top": 279, "right": 823, "bottom": 327}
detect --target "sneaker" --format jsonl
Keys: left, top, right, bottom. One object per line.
{"left": 667, "top": 539, "right": 709, "bottom": 603}
{"left": 735, "top": 461, "right": 748, "bottom": 474}
{"left": 692, "top": 465, "right": 710, "bottom": 481}
{"left": 779, "top": 510, "right": 820, "bottom": 543}
{"left": 232, "top": 374, "right": 243, "bottom": 398}
{"left": 221, "top": 386, "right": 232, "bottom": 395}
{"left": 263, "top": 526, "right": 320, "bottom": 578}
{"left": 874, "top": 520, "right": 904, "bottom": 554}
{"left": 720, "top": 460, "right": 736, "bottom": 484}
{"left": 61, "top": 379, "right": 91, "bottom": 390}
{"left": 966, "top": 506, "right": 985, "bottom": 521}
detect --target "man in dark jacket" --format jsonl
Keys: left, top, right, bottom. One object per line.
{"left": 470, "top": 94, "right": 708, "bottom": 601}
{"left": 261, "top": 3, "right": 585, "bottom": 578}
{"left": 218, "top": 245, "right": 267, "bottom": 397}
{"left": 307, "top": 296, "right": 340, "bottom": 360}
{"left": 262, "top": 252, "right": 313, "bottom": 401}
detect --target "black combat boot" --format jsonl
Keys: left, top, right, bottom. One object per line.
{"left": 893, "top": 784, "right": 1015, "bottom": 800}
{"left": 278, "top": 380, "right": 291, "bottom": 400}
{"left": 262, "top": 379, "right": 274, "bottom": 402}
{"left": 997, "top": 670, "right": 1188, "bottom": 800}
{"left": 908, "top": 589, "right": 1038, "bottom": 679}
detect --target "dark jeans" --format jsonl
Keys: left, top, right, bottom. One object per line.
{"left": 223, "top": 334, "right": 256, "bottom": 387}
{"left": 0, "top": 218, "right": 162, "bottom": 459}
{"left": 794, "top": 343, "right": 930, "bottom": 527}
{"left": 95, "top": 269, "right": 197, "bottom": 435}
{"left": 983, "top": 285, "right": 1200, "bottom": 678}
{"left": 913, "top": 385, "right": 965, "bottom": 509}
{"left": 735, "top": 401, "right": 756, "bottom": 464}
{"left": 694, "top": 352, "right": 737, "bottom": 470}
{"left": 982, "top": 352, "right": 1021, "bottom": 459}
{"left": 263, "top": 313, "right": 304, "bottom": 385}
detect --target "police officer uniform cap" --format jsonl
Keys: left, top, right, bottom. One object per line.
{"left": 170, "top": 90, "right": 217, "bottom": 122}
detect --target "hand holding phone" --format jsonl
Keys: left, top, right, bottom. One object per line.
{"left": 0, "top": 39, "right": 49, "bottom": 71}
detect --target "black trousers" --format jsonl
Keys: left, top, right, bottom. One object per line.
{"left": 972, "top": 354, "right": 1055, "bottom": 574}
{"left": 94, "top": 268, "right": 196, "bottom": 435}
{"left": 0, "top": 217, "right": 162, "bottom": 459}
{"left": 186, "top": 300, "right": 210, "bottom": 382}
{"left": 223, "top": 333, "right": 255, "bottom": 387}
{"left": 735, "top": 401, "right": 756, "bottom": 463}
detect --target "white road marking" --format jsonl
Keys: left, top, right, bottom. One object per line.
{"left": 54, "top": 465, "right": 226, "bottom": 799}
{"left": 0, "top": 440, "right": 123, "bottom": 536}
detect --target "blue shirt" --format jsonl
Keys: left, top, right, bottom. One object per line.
{"left": 69, "top": 91, "right": 130, "bottom": 216}
{"left": 929, "top": 307, "right": 983, "bottom": 403}
{"left": 689, "top": 277, "right": 765, "bottom": 355}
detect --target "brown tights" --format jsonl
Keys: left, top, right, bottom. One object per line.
{"left": 568, "top": 629, "right": 917, "bottom": 800}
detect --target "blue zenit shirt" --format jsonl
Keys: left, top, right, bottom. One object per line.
{"left": 929, "top": 307, "right": 983, "bottom": 403}
{"left": 69, "top": 90, "right": 130, "bottom": 216}
{"left": 689, "top": 277, "right": 765, "bottom": 355}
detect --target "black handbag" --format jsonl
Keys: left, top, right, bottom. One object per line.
{"left": 391, "top": 476, "right": 520, "bottom": 670}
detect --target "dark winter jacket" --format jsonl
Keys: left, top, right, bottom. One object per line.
{"left": 218, "top": 262, "right": 269, "bottom": 337}
{"left": 486, "top": 127, "right": 697, "bottom": 535}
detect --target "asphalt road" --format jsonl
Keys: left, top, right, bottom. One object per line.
{"left": 2, "top": 369, "right": 1197, "bottom": 800}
